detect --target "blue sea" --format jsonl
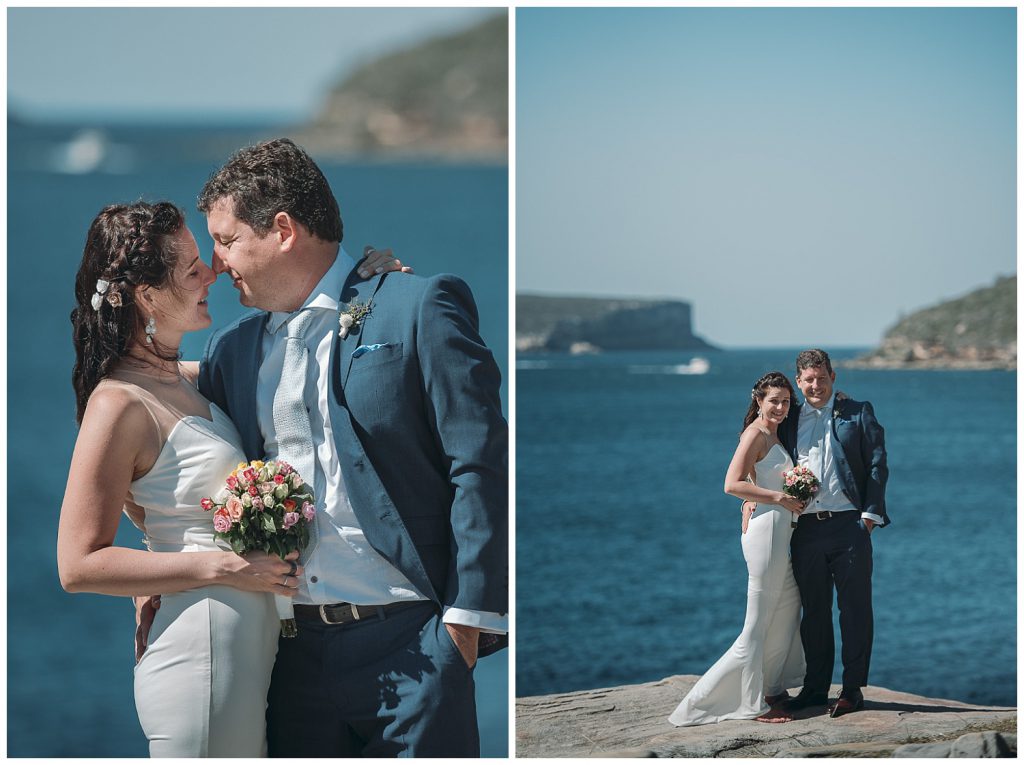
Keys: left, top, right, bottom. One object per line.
{"left": 516, "top": 349, "right": 1016, "bottom": 708}
{"left": 7, "top": 123, "right": 509, "bottom": 757}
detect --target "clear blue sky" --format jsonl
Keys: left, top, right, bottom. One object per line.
{"left": 517, "top": 7, "right": 1016, "bottom": 348}
{"left": 8, "top": 7, "right": 499, "bottom": 123}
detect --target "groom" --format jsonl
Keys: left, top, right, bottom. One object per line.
{"left": 748, "top": 349, "right": 888, "bottom": 719}
{"left": 196, "top": 138, "right": 508, "bottom": 756}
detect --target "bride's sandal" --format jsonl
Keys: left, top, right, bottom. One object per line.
{"left": 755, "top": 708, "right": 794, "bottom": 723}
{"left": 756, "top": 691, "right": 794, "bottom": 723}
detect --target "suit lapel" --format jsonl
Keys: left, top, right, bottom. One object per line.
{"left": 235, "top": 314, "right": 268, "bottom": 460}
{"left": 333, "top": 272, "right": 390, "bottom": 392}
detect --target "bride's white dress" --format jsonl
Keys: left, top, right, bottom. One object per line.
{"left": 125, "top": 391, "right": 279, "bottom": 757}
{"left": 669, "top": 442, "right": 805, "bottom": 726}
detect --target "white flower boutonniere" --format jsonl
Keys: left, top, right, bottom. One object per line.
{"left": 833, "top": 391, "right": 848, "bottom": 421}
{"left": 338, "top": 300, "right": 372, "bottom": 339}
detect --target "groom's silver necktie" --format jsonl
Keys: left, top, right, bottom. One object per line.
{"left": 272, "top": 309, "right": 318, "bottom": 553}
{"left": 808, "top": 408, "right": 827, "bottom": 480}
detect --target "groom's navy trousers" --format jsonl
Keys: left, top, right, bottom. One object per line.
{"left": 266, "top": 602, "right": 477, "bottom": 757}
{"left": 790, "top": 511, "right": 873, "bottom": 692}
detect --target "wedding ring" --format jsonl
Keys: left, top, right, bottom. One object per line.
{"left": 287, "top": 560, "right": 298, "bottom": 577}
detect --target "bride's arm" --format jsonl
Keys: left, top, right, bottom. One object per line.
{"left": 723, "top": 428, "right": 802, "bottom": 512}
{"left": 57, "top": 386, "right": 299, "bottom": 598}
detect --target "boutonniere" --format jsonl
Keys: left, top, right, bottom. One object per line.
{"left": 833, "top": 391, "right": 849, "bottom": 420}
{"left": 338, "top": 300, "right": 372, "bottom": 339}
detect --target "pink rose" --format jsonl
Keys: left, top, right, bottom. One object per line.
{"left": 252, "top": 496, "right": 264, "bottom": 511}
{"left": 213, "top": 509, "right": 232, "bottom": 533}
{"left": 242, "top": 467, "right": 258, "bottom": 483}
{"left": 259, "top": 482, "right": 274, "bottom": 494}
{"left": 225, "top": 475, "right": 238, "bottom": 490}
{"left": 248, "top": 485, "right": 259, "bottom": 497}
{"left": 290, "top": 473, "right": 303, "bottom": 490}
{"left": 283, "top": 512, "right": 300, "bottom": 529}
{"left": 200, "top": 497, "right": 214, "bottom": 511}
{"left": 273, "top": 474, "right": 286, "bottom": 485}
{"left": 302, "top": 501, "right": 315, "bottom": 522}
{"left": 225, "top": 496, "right": 244, "bottom": 522}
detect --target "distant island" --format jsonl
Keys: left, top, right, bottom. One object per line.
{"left": 289, "top": 15, "right": 506, "bottom": 161}
{"left": 516, "top": 294, "right": 718, "bottom": 353}
{"left": 848, "top": 275, "right": 1016, "bottom": 370}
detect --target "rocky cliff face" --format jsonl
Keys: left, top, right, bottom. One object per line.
{"left": 850, "top": 276, "right": 1016, "bottom": 370}
{"left": 516, "top": 294, "right": 718, "bottom": 353}
{"left": 289, "top": 15, "right": 506, "bottom": 160}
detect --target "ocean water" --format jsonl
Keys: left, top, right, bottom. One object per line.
{"left": 7, "top": 125, "right": 509, "bottom": 757}
{"left": 516, "top": 348, "right": 1016, "bottom": 708}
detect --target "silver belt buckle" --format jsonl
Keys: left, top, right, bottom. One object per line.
{"left": 350, "top": 604, "right": 361, "bottom": 621}
{"left": 319, "top": 604, "right": 347, "bottom": 624}
{"left": 815, "top": 511, "right": 832, "bottom": 520}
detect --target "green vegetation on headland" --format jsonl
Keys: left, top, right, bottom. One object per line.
{"left": 516, "top": 294, "right": 718, "bottom": 353}
{"left": 289, "top": 15, "right": 507, "bottom": 161}
{"left": 848, "top": 275, "right": 1016, "bottom": 370}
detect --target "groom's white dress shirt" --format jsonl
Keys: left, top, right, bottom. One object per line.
{"left": 796, "top": 393, "right": 883, "bottom": 526}
{"left": 256, "top": 249, "right": 507, "bottom": 633}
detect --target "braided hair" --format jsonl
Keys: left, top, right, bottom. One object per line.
{"left": 70, "top": 201, "right": 185, "bottom": 423}
{"left": 740, "top": 371, "right": 795, "bottom": 435}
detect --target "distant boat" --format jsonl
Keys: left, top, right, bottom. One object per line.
{"left": 674, "top": 356, "right": 710, "bottom": 374}
{"left": 48, "top": 129, "right": 136, "bottom": 174}
{"left": 629, "top": 356, "right": 710, "bottom": 375}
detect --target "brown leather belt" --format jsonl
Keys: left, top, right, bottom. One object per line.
{"left": 292, "top": 600, "right": 423, "bottom": 626}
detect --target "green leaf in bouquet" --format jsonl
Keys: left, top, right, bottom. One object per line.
{"left": 262, "top": 514, "right": 278, "bottom": 535}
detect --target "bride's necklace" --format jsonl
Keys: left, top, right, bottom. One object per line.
{"left": 119, "top": 355, "right": 182, "bottom": 385}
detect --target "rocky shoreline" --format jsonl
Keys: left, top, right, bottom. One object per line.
{"left": 847, "top": 276, "right": 1015, "bottom": 371}
{"left": 516, "top": 675, "right": 1016, "bottom": 758}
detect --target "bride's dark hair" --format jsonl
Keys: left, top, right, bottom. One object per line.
{"left": 741, "top": 371, "right": 795, "bottom": 435}
{"left": 70, "top": 201, "right": 186, "bottom": 423}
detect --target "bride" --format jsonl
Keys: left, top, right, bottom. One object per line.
{"left": 56, "top": 201, "right": 405, "bottom": 756}
{"left": 668, "top": 371, "right": 806, "bottom": 726}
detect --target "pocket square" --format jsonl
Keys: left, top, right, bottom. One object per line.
{"left": 351, "top": 343, "right": 392, "bottom": 359}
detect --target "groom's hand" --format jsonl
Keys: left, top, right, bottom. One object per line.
{"left": 863, "top": 518, "right": 875, "bottom": 534}
{"left": 741, "top": 501, "right": 756, "bottom": 534}
{"left": 445, "top": 623, "right": 480, "bottom": 669}
{"left": 134, "top": 595, "right": 160, "bottom": 663}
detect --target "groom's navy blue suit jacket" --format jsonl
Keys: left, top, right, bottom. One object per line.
{"left": 778, "top": 395, "right": 890, "bottom": 527}
{"left": 198, "top": 270, "right": 509, "bottom": 652}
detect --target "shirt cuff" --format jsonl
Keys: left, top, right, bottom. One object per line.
{"left": 442, "top": 607, "right": 508, "bottom": 634}
{"left": 861, "top": 513, "right": 884, "bottom": 526}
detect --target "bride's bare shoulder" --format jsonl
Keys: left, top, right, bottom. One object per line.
{"left": 82, "top": 381, "right": 151, "bottom": 436}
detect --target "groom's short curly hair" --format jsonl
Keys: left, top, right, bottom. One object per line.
{"left": 198, "top": 138, "right": 343, "bottom": 243}
{"left": 795, "top": 348, "right": 834, "bottom": 375}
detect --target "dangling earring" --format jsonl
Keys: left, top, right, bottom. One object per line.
{"left": 145, "top": 316, "right": 157, "bottom": 345}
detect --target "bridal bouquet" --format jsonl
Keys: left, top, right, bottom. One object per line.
{"left": 781, "top": 465, "right": 820, "bottom": 528}
{"left": 201, "top": 460, "right": 315, "bottom": 637}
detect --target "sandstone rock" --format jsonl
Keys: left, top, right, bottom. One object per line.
{"left": 516, "top": 675, "right": 1016, "bottom": 758}
{"left": 892, "top": 731, "right": 1015, "bottom": 758}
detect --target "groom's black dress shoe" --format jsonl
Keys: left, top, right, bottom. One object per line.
{"left": 828, "top": 688, "right": 865, "bottom": 718}
{"left": 782, "top": 689, "right": 829, "bottom": 711}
